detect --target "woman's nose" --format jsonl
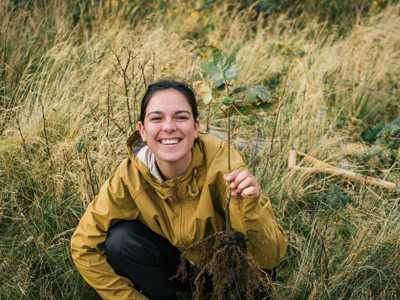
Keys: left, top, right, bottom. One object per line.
{"left": 162, "top": 120, "right": 177, "bottom": 132}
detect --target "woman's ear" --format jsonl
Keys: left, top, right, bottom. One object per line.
{"left": 194, "top": 120, "right": 200, "bottom": 138}
{"left": 138, "top": 121, "right": 146, "bottom": 142}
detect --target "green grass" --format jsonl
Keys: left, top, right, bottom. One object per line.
{"left": 1, "top": 1, "right": 400, "bottom": 299}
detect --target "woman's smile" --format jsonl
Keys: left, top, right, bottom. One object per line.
{"left": 158, "top": 138, "right": 182, "bottom": 145}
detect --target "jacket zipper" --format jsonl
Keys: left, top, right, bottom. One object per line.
{"left": 179, "top": 194, "right": 183, "bottom": 246}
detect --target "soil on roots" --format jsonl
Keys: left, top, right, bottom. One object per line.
{"left": 175, "top": 230, "right": 276, "bottom": 300}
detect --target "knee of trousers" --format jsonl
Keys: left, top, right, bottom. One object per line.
{"left": 105, "top": 220, "right": 163, "bottom": 268}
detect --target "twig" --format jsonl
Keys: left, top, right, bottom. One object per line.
{"left": 84, "top": 150, "right": 97, "bottom": 198}
{"left": 39, "top": 99, "right": 53, "bottom": 169}
{"left": 131, "top": 62, "right": 139, "bottom": 125}
{"left": 111, "top": 118, "right": 127, "bottom": 135}
{"left": 106, "top": 83, "right": 127, "bottom": 135}
{"left": 265, "top": 69, "right": 290, "bottom": 171}
{"left": 314, "top": 227, "right": 330, "bottom": 288}
{"left": 114, "top": 50, "right": 134, "bottom": 132}
{"left": 139, "top": 61, "right": 148, "bottom": 88}
{"left": 265, "top": 100, "right": 283, "bottom": 169}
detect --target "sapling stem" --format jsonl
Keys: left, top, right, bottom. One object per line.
{"left": 205, "top": 101, "right": 212, "bottom": 132}
{"left": 225, "top": 105, "right": 233, "bottom": 231}
{"left": 224, "top": 82, "right": 233, "bottom": 232}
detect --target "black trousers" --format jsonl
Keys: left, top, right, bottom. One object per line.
{"left": 104, "top": 220, "right": 186, "bottom": 300}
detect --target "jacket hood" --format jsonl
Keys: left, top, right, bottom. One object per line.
{"left": 126, "top": 131, "right": 147, "bottom": 157}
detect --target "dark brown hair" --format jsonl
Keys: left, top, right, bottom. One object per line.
{"left": 139, "top": 79, "right": 199, "bottom": 123}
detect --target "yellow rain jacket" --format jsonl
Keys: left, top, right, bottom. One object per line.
{"left": 70, "top": 132, "right": 287, "bottom": 300}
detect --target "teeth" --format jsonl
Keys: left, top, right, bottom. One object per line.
{"left": 160, "top": 138, "right": 180, "bottom": 145}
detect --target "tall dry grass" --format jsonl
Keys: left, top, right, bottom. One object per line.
{"left": 1, "top": 1, "right": 399, "bottom": 299}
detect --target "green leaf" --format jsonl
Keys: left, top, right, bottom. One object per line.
{"left": 246, "top": 85, "right": 272, "bottom": 103}
{"left": 201, "top": 59, "right": 224, "bottom": 88}
{"left": 258, "top": 102, "right": 273, "bottom": 111}
{"left": 223, "top": 52, "right": 238, "bottom": 81}
{"left": 231, "top": 85, "right": 247, "bottom": 95}
{"left": 236, "top": 106, "right": 253, "bottom": 114}
{"left": 222, "top": 97, "right": 235, "bottom": 106}
{"left": 201, "top": 49, "right": 238, "bottom": 88}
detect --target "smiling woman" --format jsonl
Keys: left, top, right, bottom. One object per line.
{"left": 70, "top": 79, "right": 287, "bottom": 300}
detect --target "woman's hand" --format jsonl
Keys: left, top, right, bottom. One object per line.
{"left": 223, "top": 170, "right": 260, "bottom": 198}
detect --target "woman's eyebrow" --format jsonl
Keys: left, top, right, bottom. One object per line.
{"left": 147, "top": 110, "right": 191, "bottom": 115}
{"left": 174, "top": 110, "right": 191, "bottom": 115}
{"left": 147, "top": 111, "right": 163, "bottom": 116}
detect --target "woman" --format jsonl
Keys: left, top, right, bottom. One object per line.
{"left": 71, "top": 80, "right": 287, "bottom": 300}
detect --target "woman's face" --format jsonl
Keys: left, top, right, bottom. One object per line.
{"left": 138, "top": 88, "right": 199, "bottom": 167}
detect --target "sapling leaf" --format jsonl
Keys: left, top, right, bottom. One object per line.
{"left": 237, "top": 106, "right": 253, "bottom": 114}
{"left": 231, "top": 85, "right": 247, "bottom": 95}
{"left": 258, "top": 102, "right": 274, "bottom": 111}
{"left": 213, "top": 49, "right": 225, "bottom": 65}
{"left": 222, "top": 97, "right": 235, "bottom": 106}
{"left": 201, "top": 49, "right": 238, "bottom": 88}
{"left": 223, "top": 52, "right": 238, "bottom": 81}
{"left": 216, "top": 83, "right": 226, "bottom": 91}
{"left": 201, "top": 59, "right": 225, "bottom": 88}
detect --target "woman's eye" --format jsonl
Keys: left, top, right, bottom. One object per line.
{"left": 149, "top": 117, "right": 162, "bottom": 122}
{"left": 176, "top": 115, "right": 189, "bottom": 121}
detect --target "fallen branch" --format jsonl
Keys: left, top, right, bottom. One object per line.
{"left": 288, "top": 150, "right": 398, "bottom": 191}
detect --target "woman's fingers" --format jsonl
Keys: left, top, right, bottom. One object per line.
{"left": 235, "top": 176, "right": 253, "bottom": 192}
{"left": 229, "top": 171, "right": 249, "bottom": 189}
{"left": 223, "top": 170, "right": 241, "bottom": 183}
{"left": 225, "top": 170, "right": 249, "bottom": 187}
{"left": 241, "top": 186, "right": 259, "bottom": 197}
{"left": 224, "top": 170, "right": 260, "bottom": 198}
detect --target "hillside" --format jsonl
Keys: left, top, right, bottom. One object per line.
{"left": 1, "top": 1, "right": 399, "bottom": 299}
